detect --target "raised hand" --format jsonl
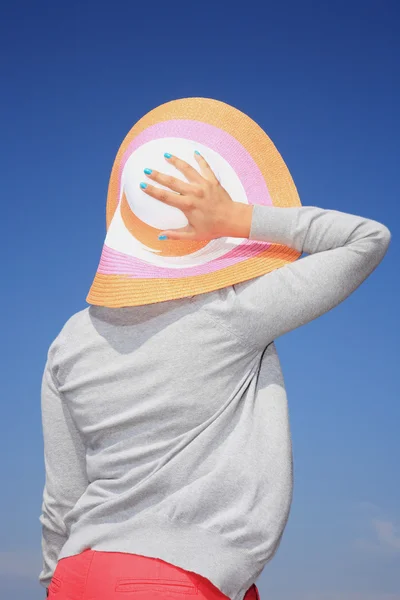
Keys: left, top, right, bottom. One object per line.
{"left": 139, "top": 151, "right": 252, "bottom": 241}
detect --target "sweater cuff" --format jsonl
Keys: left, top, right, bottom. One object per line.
{"left": 249, "top": 204, "right": 300, "bottom": 247}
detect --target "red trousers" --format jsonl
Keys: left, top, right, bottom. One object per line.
{"left": 47, "top": 549, "right": 260, "bottom": 600}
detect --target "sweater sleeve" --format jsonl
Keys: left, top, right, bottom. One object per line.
{"left": 38, "top": 346, "right": 89, "bottom": 591}
{"left": 227, "top": 204, "right": 391, "bottom": 352}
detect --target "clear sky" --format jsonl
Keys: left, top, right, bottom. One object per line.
{"left": 1, "top": 1, "right": 399, "bottom": 599}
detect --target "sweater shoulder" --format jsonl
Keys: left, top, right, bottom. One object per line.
{"left": 47, "top": 307, "right": 91, "bottom": 364}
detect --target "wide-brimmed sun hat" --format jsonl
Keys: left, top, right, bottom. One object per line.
{"left": 86, "top": 97, "right": 302, "bottom": 308}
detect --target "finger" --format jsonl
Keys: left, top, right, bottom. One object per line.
{"left": 165, "top": 153, "right": 204, "bottom": 184}
{"left": 158, "top": 224, "right": 197, "bottom": 241}
{"left": 194, "top": 151, "right": 219, "bottom": 184}
{"left": 144, "top": 169, "right": 193, "bottom": 195}
{"left": 139, "top": 181, "right": 190, "bottom": 210}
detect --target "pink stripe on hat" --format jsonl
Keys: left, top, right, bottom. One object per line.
{"left": 98, "top": 238, "right": 268, "bottom": 278}
{"left": 119, "top": 119, "right": 273, "bottom": 208}
{"left": 98, "top": 119, "right": 273, "bottom": 278}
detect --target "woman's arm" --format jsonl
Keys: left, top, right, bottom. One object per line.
{"left": 39, "top": 346, "right": 89, "bottom": 592}
{"left": 215, "top": 203, "right": 391, "bottom": 352}
{"left": 138, "top": 155, "right": 391, "bottom": 353}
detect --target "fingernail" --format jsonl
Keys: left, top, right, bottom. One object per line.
{"left": 140, "top": 182, "right": 147, "bottom": 189}
{"left": 144, "top": 168, "right": 152, "bottom": 175}
{"left": 158, "top": 234, "right": 168, "bottom": 240}
{"left": 164, "top": 153, "right": 172, "bottom": 159}
{"left": 195, "top": 150, "right": 201, "bottom": 155}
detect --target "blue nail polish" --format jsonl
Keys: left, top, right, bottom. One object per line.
{"left": 195, "top": 150, "right": 201, "bottom": 155}
{"left": 158, "top": 234, "right": 168, "bottom": 240}
{"left": 164, "top": 153, "right": 172, "bottom": 159}
{"left": 144, "top": 168, "right": 152, "bottom": 175}
{"left": 140, "top": 182, "right": 147, "bottom": 189}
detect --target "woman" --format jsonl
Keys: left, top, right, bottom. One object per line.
{"left": 39, "top": 99, "right": 391, "bottom": 600}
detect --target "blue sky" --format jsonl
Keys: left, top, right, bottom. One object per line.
{"left": 1, "top": 1, "right": 399, "bottom": 599}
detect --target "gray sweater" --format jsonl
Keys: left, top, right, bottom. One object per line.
{"left": 39, "top": 204, "right": 391, "bottom": 600}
